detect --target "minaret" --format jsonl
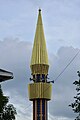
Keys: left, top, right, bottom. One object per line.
{"left": 28, "top": 9, "right": 52, "bottom": 120}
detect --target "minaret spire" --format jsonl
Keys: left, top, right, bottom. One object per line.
{"left": 28, "top": 9, "right": 52, "bottom": 120}
{"left": 30, "top": 9, "right": 49, "bottom": 75}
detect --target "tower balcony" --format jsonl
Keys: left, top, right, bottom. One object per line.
{"left": 28, "top": 82, "right": 52, "bottom": 101}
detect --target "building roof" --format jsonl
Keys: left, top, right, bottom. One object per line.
{"left": 30, "top": 9, "right": 49, "bottom": 66}
{"left": 0, "top": 69, "right": 13, "bottom": 82}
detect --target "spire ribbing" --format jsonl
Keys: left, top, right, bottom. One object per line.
{"left": 30, "top": 9, "right": 48, "bottom": 66}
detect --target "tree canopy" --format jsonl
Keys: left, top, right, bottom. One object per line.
{"left": 0, "top": 84, "right": 17, "bottom": 120}
{"left": 69, "top": 71, "right": 80, "bottom": 120}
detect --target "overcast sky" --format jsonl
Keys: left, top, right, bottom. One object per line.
{"left": 0, "top": 0, "right": 80, "bottom": 120}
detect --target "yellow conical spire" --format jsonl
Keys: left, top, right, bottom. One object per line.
{"left": 30, "top": 9, "right": 49, "bottom": 75}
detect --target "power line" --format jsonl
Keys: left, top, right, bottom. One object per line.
{"left": 26, "top": 103, "right": 32, "bottom": 110}
{"left": 26, "top": 49, "right": 80, "bottom": 110}
{"left": 54, "top": 49, "right": 80, "bottom": 82}
{"left": 39, "top": 50, "right": 80, "bottom": 98}
{"left": 47, "top": 49, "right": 80, "bottom": 92}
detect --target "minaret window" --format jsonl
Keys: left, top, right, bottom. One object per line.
{"left": 42, "top": 74, "right": 45, "bottom": 82}
{"left": 37, "top": 99, "right": 40, "bottom": 120}
{"left": 42, "top": 99, "right": 45, "bottom": 114}
{"left": 36, "top": 74, "right": 40, "bottom": 82}
{"left": 33, "top": 75, "right": 35, "bottom": 81}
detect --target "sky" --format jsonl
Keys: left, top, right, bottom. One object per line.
{"left": 0, "top": 0, "right": 80, "bottom": 120}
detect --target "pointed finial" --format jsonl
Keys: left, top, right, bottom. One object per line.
{"left": 39, "top": 8, "right": 41, "bottom": 12}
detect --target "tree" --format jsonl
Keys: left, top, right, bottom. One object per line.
{"left": 0, "top": 84, "right": 17, "bottom": 120}
{"left": 69, "top": 71, "right": 80, "bottom": 120}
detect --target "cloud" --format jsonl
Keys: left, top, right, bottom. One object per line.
{"left": 0, "top": 38, "right": 31, "bottom": 97}
{"left": 0, "top": 0, "right": 80, "bottom": 49}
{"left": 49, "top": 46, "right": 80, "bottom": 119}
{"left": 49, "top": 113, "right": 73, "bottom": 120}
{"left": 0, "top": 38, "right": 32, "bottom": 119}
{"left": 0, "top": 38, "right": 80, "bottom": 120}
{"left": 4, "top": 90, "right": 32, "bottom": 120}
{"left": 0, "top": 0, "right": 80, "bottom": 120}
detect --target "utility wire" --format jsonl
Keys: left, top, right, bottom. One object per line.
{"left": 54, "top": 49, "right": 80, "bottom": 82}
{"left": 38, "top": 50, "right": 80, "bottom": 99}
{"left": 26, "top": 49, "right": 80, "bottom": 110}
{"left": 26, "top": 103, "right": 32, "bottom": 110}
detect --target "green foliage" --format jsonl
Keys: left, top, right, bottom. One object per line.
{"left": 0, "top": 84, "right": 17, "bottom": 120}
{"left": 69, "top": 71, "right": 80, "bottom": 120}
